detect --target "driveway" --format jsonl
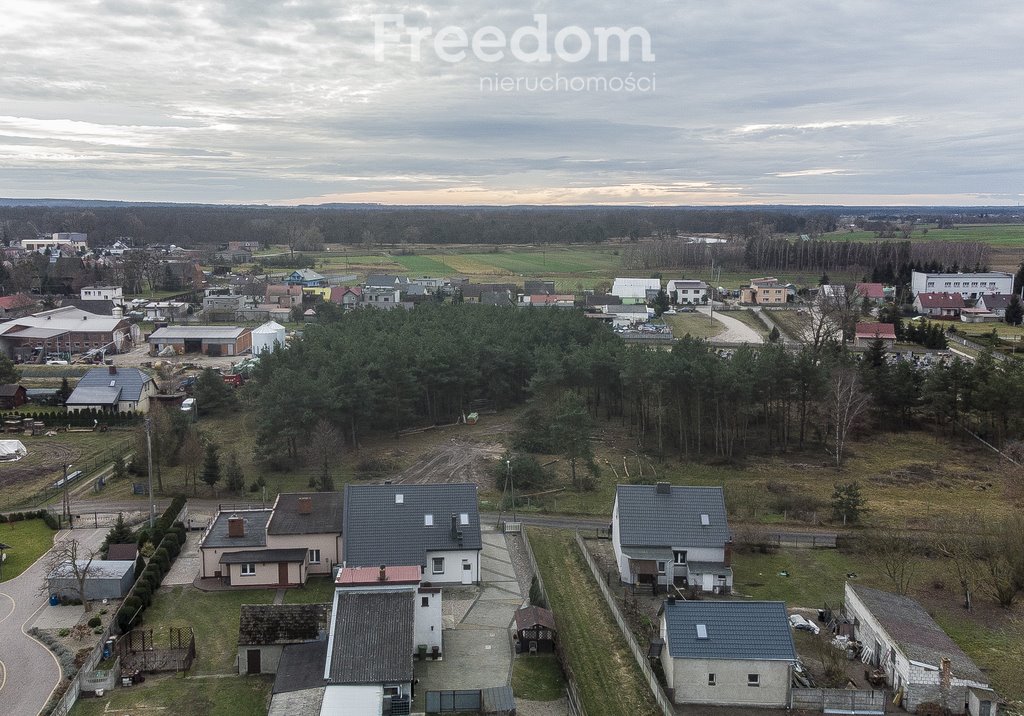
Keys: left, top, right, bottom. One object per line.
{"left": 0, "top": 527, "right": 106, "bottom": 716}
{"left": 698, "top": 306, "right": 764, "bottom": 344}
{"left": 415, "top": 527, "right": 523, "bottom": 705}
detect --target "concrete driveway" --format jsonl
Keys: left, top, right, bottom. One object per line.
{"left": 0, "top": 527, "right": 106, "bottom": 716}
{"left": 415, "top": 527, "right": 523, "bottom": 704}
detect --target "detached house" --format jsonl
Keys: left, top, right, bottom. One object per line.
{"left": 844, "top": 584, "right": 998, "bottom": 716}
{"left": 285, "top": 269, "right": 327, "bottom": 288}
{"left": 658, "top": 599, "right": 795, "bottom": 707}
{"left": 914, "top": 292, "right": 965, "bottom": 319}
{"left": 612, "top": 483, "right": 732, "bottom": 593}
{"left": 343, "top": 484, "right": 482, "bottom": 584}
{"left": 65, "top": 366, "right": 157, "bottom": 414}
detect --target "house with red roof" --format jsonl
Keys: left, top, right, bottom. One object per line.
{"left": 0, "top": 293, "right": 38, "bottom": 319}
{"left": 329, "top": 285, "right": 362, "bottom": 308}
{"left": 913, "top": 292, "right": 964, "bottom": 319}
{"left": 854, "top": 322, "right": 897, "bottom": 348}
{"left": 853, "top": 282, "right": 887, "bottom": 304}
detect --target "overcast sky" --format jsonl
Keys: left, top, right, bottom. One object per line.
{"left": 1, "top": 1, "right": 1022, "bottom": 206}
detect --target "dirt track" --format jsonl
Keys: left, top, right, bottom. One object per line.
{"left": 392, "top": 436, "right": 505, "bottom": 486}
{"left": 0, "top": 439, "right": 80, "bottom": 487}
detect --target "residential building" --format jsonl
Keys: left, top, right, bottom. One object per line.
{"left": 364, "top": 274, "right": 409, "bottom": 291}
{"left": 266, "top": 284, "right": 303, "bottom": 308}
{"left": 361, "top": 286, "right": 402, "bottom": 308}
{"left": 203, "top": 292, "right": 255, "bottom": 319}
{"left": 461, "top": 283, "right": 516, "bottom": 305}
{"left": 0, "top": 293, "right": 38, "bottom": 319}
{"left": 740, "top": 278, "right": 787, "bottom": 305}
{"left": 658, "top": 600, "right": 795, "bottom": 707}
{"left": 162, "top": 260, "right": 205, "bottom": 290}
{"left": 844, "top": 584, "right": 998, "bottom": 715}
{"left": 853, "top": 282, "right": 887, "bottom": 304}
{"left": 60, "top": 298, "right": 117, "bottom": 316}
{"left": 914, "top": 292, "right": 965, "bottom": 319}
{"left": 228, "top": 240, "right": 261, "bottom": 252}
{"left": 285, "top": 269, "right": 327, "bottom": 288}
{"left": 0, "top": 306, "right": 131, "bottom": 360}
{"left": 106, "top": 239, "right": 132, "bottom": 255}
{"left": 911, "top": 271, "right": 1013, "bottom": 300}
{"left": 976, "top": 293, "right": 1013, "bottom": 318}
{"left": 144, "top": 301, "right": 190, "bottom": 322}
{"left": 612, "top": 483, "right": 732, "bottom": 593}
{"left": 80, "top": 286, "right": 124, "bottom": 304}
{"left": 612, "top": 278, "right": 661, "bottom": 304}
{"left": 328, "top": 285, "right": 362, "bottom": 308}
{"left": 342, "top": 483, "right": 482, "bottom": 585}
{"left": 602, "top": 304, "right": 651, "bottom": 328}
{"left": 238, "top": 603, "right": 331, "bottom": 675}
{"left": 22, "top": 233, "right": 88, "bottom": 253}
{"left": 0, "top": 384, "right": 27, "bottom": 409}
{"left": 215, "top": 248, "right": 253, "bottom": 263}
{"left": 854, "top": 322, "right": 897, "bottom": 348}
{"left": 524, "top": 280, "right": 556, "bottom": 295}
{"left": 200, "top": 493, "right": 344, "bottom": 585}
{"left": 520, "top": 294, "right": 575, "bottom": 307}
{"left": 65, "top": 366, "right": 157, "bottom": 414}
{"left": 666, "top": 280, "right": 708, "bottom": 304}
{"left": 148, "top": 325, "right": 252, "bottom": 356}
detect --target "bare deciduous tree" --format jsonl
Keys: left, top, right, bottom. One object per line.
{"left": 872, "top": 528, "right": 921, "bottom": 595}
{"left": 307, "top": 419, "right": 342, "bottom": 492}
{"left": 826, "top": 367, "right": 870, "bottom": 467}
{"left": 40, "top": 538, "right": 100, "bottom": 612}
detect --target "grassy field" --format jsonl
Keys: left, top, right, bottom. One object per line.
{"left": 661, "top": 313, "right": 724, "bottom": 340}
{"left": 764, "top": 308, "right": 810, "bottom": 341}
{"left": 821, "top": 224, "right": 1024, "bottom": 247}
{"left": 282, "top": 575, "right": 335, "bottom": 604}
{"left": 512, "top": 653, "right": 566, "bottom": 701}
{"left": 69, "top": 673, "right": 272, "bottom": 716}
{"left": 142, "top": 585, "right": 274, "bottom": 674}
{"left": 733, "top": 547, "right": 1024, "bottom": 702}
{"left": 726, "top": 308, "right": 772, "bottom": 338}
{"left": 528, "top": 528, "right": 659, "bottom": 716}
{"left": 0, "top": 518, "right": 55, "bottom": 581}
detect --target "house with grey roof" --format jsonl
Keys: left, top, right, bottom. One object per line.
{"left": 343, "top": 483, "right": 482, "bottom": 584}
{"left": 612, "top": 483, "right": 733, "bottom": 593}
{"left": 285, "top": 268, "right": 327, "bottom": 287}
{"left": 237, "top": 603, "right": 331, "bottom": 675}
{"left": 200, "top": 493, "right": 344, "bottom": 587}
{"left": 65, "top": 366, "right": 157, "bottom": 414}
{"left": 658, "top": 599, "right": 795, "bottom": 707}
{"left": 844, "top": 583, "right": 998, "bottom": 715}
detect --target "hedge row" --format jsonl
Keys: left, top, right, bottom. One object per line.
{"left": 115, "top": 497, "right": 187, "bottom": 633}
{"left": 0, "top": 509, "right": 60, "bottom": 529}
{"left": 3, "top": 408, "right": 140, "bottom": 427}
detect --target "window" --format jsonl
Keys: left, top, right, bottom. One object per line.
{"left": 424, "top": 514, "right": 433, "bottom": 526}
{"left": 673, "top": 550, "right": 687, "bottom": 565}
{"left": 700, "top": 514, "right": 710, "bottom": 526}
{"left": 308, "top": 549, "right": 321, "bottom": 564}
{"left": 240, "top": 563, "right": 256, "bottom": 576}
{"left": 747, "top": 673, "right": 760, "bottom": 687}
{"left": 459, "top": 513, "right": 469, "bottom": 525}
{"left": 395, "top": 494, "right": 404, "bottom": 504}
{"left": 708, "top": 673, "right": 716, "bottom": 686}
{"left": 696, "top": 624, "right": 708, "bottom": 639}
{"left": 432, "top": 557, "right": 445, "bottom": 574}
{"left": 421, "top": 596, "right": 430, "bottom": 607}
{"left": 656, "top": 561, "right": 666, "bottom": 575}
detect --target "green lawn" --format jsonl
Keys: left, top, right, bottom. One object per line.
{"left": 0, "top": 518, "right": 55, "bottom": 581}
{"left": 141, "top": 585, "right": 273, "bottom": 674}
{"left": 393, "top": 254, "right": 460, "bottom": 275}
{"left": 528, "top": 528, "right": 658, "bottom": 716}
{"left": 512, "top": 653, "right": 566, "bottom": 701}
{"left": 820, "top": 224, "right": 1024, "bottom": 247}
{"left": 662, "top": 313, "right": 724, "bottom": 341}
{"left": 726, "top": 308, "right": 771, "bottom": 338}
{"left": 69, "top": 673, "right": 272, "bottom": 716}
{"left": 283, "top": 575, "right": 335, "bottom": 604}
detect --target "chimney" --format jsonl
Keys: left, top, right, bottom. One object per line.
{"left": 724, "top": 541, "right": 733, "bottom": 568}
{"left": 451, "top": 514, "right": 458, "bottom": 539}
{"left": 655, "top": 482, "right": 671, "bottom": 495}
{"left": 667, "top": 595, "right": 676, "bottom": 605}
{"left": 227, "top": 515, "right": 245, "bottom": 537}
{"left": 940, "top": 656, "right": 952, "bottom": 689}
{"left": 108, "top": 365, "right": 117, "bottom": 375}
{"left": 297, "top": 497, "right": 313, "bottom": 515}
{"left": 378, "top": 565, "right": 387, "bottom": 582}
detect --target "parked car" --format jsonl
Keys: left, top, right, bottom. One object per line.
{"left": 180, "top": 398, "right": 196, "bottom": 413}
{"left": 45, "top": 359, "right": 69, "bottom": 365}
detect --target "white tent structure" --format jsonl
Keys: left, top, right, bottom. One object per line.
{"left": 0, "top": 440, "right": 27, "bottom": 461}
{"left": 251, "top": 321, "right": 286, "bottom": 355}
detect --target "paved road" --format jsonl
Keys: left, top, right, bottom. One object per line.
{"left": 0, "top": 527, "right": 106, "bottom": 716}
{"left": 698, "top": 306, "right": 764, "bottom": 344}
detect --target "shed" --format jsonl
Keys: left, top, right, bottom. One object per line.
{"left": 47, "top": 559, "right": 135, "bottom": 600}
{"left": 513, "top": 606, "right": 556, "bottom": 653}
{"left": 238, "top": 603, "right": 331, "bottom": 675}
{"left": 0, "top": 384, "right": 27, "bottom": 409}
{"left": 251, "top": 321, "right": 286, "bottom": 354}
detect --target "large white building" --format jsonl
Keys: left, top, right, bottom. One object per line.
{"left": 22, "top": 233, "right": 88, "bottom": 253}
{"left": 81, "top": 286, "right": 124, "bottom": 304}
{"left": 612, "top": 277, "right": 661, "bottom": 304}
{"left": 910, "top": 271, "right": 1013, "bottom": 300}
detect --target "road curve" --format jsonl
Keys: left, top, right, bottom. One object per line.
{"left": 698, "top": 306, "right": 764, "bottom": 344}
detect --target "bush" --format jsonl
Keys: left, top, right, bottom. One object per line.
{"left": 58, "top": 628, "right": 70, "bottom": 637}
{"left": 87, "top": 616, "right": 102, "bottom": 628}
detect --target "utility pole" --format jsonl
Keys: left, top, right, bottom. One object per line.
{"left": 145, "top": 417, "right": 155, "bottom": 528}
{"left": 62, "top": 462, "right": 72, "bottom": 529}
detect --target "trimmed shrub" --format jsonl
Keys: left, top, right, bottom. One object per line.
{"left": 87, "top": 616, "right": 102, "bottom": 628}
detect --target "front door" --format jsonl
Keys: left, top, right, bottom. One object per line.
{"left": 278, "top": 562, "right": 289, "bottom": 585}
{"left": 247, "top": 649, "right": 261, "bottom": 674}
{"left": 461, "top": 561, "right": 472, "bottom": 585}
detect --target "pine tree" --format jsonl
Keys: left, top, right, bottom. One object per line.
{"left": 225, "top": 451, "right": 245, "bottom": 493}
{"left": 200, "top": 442, "right": 221, "bottom": 493}
{"left": 1005, "top": 295, "right": 1023, "bottom": 326}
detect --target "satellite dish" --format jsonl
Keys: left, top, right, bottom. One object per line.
{"left": 112, "top": 329, "right": 126, "bottom": 351}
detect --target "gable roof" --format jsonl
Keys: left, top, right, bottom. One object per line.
{"left": 612, "top": 278, "right": 661, "bottom": 298}
{"left": 149, "top": 326, "right": 249, "bottom": 340}
{"left": 0, "top": 306, "right": 126, "bottom": 336}
{"left": 0, "top": 384, "right": 25, "bottom": 398}
{"left": 854, "top": 322, "right": 897, "bottom": 340}
{"left": 615, "top": 484, "right": 729, "bottom": 549}
{"left": 288, "top": 269, "right": 325, "bottom": 281}
{"left": 328, "top": 591, "right": 414, "bottom": 684}
{"left": 514, "top": 605, "right": 556, "bottom": 632}
{"left": 343, "top": 484, "right": 482, "bottom": 568}
{"left": 106, "top": 543, "right": 139, "bottom": 561}
{"left": 364, "top": 274, "right": 406, "bottom": 288}
{"left": 239, "top": 603, "right": 331, "bottom": 646}
{"left": 201, "top": 509, "right": 272, "bottom": 549}
{"left": 70, "top": 367, "right": 154, "bottom": 404}
{"left": 847, "top": 584, "right": 985, "bottom": 682}
{"left": 274, "top": 641, "right": 330, "bottom": 695}
{"left": 854, "top": 283, "right": 886, "bottom": 300}
{"left": 61, "top": 299, "right": 116, "bottom": 315}
{"left": 662, "top": 600, "right": 795, "bottom": 662}
{"left": 979, "top": 293, "right": 1013, "bottom": 310}
{"left": 916, "top": 292, "right": 965, "bottom": 309}
{"left": 268, "top": 492, "right": 344, "bottom": 535}
{"left": 65, "top": 386, "right": 122, "bottom": 406}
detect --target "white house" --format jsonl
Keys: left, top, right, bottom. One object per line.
{"left": 65, "top": 366, "right": 157, "bottom": 414}
{"left": 666, "top": 280, "right": 708, "bottom": 305}
{"left": 844, "top": 584, "right": 998, "bottom": 715}
{"left": 659, "top": 599, "right": 795, "bottom": 707}
{"left": 911, "top": 271, "right": 1013, "bottom": 300}
{"left": 22, "top": 233, "right": 88, "bottom": 253}
{"left": 612, "top": 483, "right": 732, "bottom": 593}
{"left": 80, "top": 286, "right": 124, "bottom": 304}
{"left": 612, "top": 278, "right": 661, "bottom": 304}
{"left": 342, "top": 484, "right": 482, "bottom": 585}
